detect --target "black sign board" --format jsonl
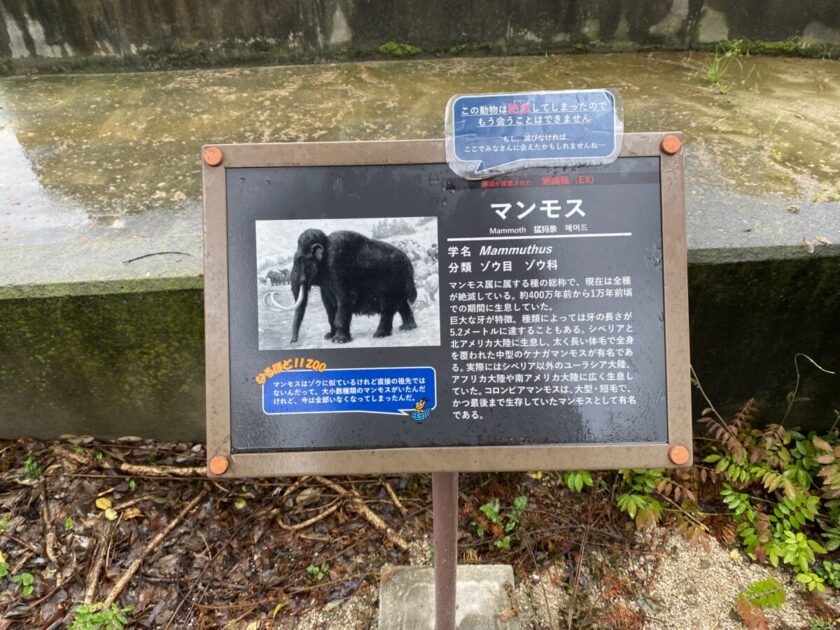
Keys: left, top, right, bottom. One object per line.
{"left": 203, "top": 135, "right": 691, "bottom": 476}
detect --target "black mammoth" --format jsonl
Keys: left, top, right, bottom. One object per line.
{"left": 264, "top": 229, "right": 418, "bottom": 344}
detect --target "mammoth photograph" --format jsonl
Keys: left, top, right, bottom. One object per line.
{"left": 256, "top": 217, "right": 441, "bottom": 351}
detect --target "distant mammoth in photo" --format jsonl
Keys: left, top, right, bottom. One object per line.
{"left": 266, "top": 268, "right": 289, "bottom": 285}
{"left": 264, "top": 229, "right": 418, "bottom": 344}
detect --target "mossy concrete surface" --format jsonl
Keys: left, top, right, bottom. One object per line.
{"left": 2, "top": 256, "right": 837, "bottom": 440}
{"left": 0, "top": 289, "right": 205, "bottom": 441}
{"left": 689, "top": 257, "right": 840, "bottom": 431}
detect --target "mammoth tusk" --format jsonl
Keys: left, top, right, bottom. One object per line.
{"left": 264, "top": 290, "right": 304, "bottom": 312}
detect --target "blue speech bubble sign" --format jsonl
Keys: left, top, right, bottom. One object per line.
{"left": 263, "top": 367, "right": 437, "bottom": 417}
{"left": 445, "top": 89, "right": 622, "bottom": 179}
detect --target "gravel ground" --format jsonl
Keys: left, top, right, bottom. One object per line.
{"left": 0, "top": 438, "right": 837, "bottom": 628}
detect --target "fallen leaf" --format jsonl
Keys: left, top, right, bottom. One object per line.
{"left": 123, "top": 508, "right": 143, "bottom": 520}
{"left": 234, "top": 497, "right": 248, "bottom": 510}
{"left": 786, "top": 204, "right": 800, "bottom": 214}
{"left": 295, "top": 486, "right": 322, "bottom": 506}
{"left": 95, "top": 497, "right": 112, "bottom": 510}
{"left": 323, "top": 598, "right": 345, "bottom": 612}
{"left": 802, "top": 238, "right": 815, "bottom": 254}
{"left": 815, "top": 235, "right": 832, "bottom": 246}
{"left": 104, "top": 508, "right": 118, "bottom": 521}
{"left": 270, "top": 601, "right": 289, "bottom": 619}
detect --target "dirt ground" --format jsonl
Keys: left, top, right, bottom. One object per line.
{"left": 0, "top": 437, "right": 837, "bottom": 629}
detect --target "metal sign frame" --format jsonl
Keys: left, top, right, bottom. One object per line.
{"left": 203, "top": 132, "right": 691, "bottom": 477}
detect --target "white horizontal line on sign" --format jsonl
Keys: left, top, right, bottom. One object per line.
{"left": 446, "top": 232, "right": 632, "bottom": 242}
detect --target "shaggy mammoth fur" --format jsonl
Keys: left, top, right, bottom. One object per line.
{"left": 265, "top": 229, "right": 419, "bottom": 344}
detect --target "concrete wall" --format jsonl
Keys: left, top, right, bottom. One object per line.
{"left": 2, "top": 256, "right": 838, "bottom": 442}
{"left": 1, "top": 0, "right": 838, "bottom": 73}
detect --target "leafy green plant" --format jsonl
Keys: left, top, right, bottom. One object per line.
{"left": 378, "top": 41, "right": 421, "bottom": 57}
{"left": 69, "top": 603, "right": 133, "bottom": 630}
{"left": 562, "top": 470, "right": 593, "bottom": 493}
{"left": 697, "top": 381, "right": 837, "bottom": 592}
{"left": 809, "top": 619, "right": 835, "bottom": 630}
{"left": 11, "top": 572, "right": 34, "bottom": 597}
{"left": 0, "top": 550, "right": 8, "bottom": 578}
{"left": 65, "top": 516, "right": 74, "bottom": 531}
{"left": 616, "top": 469, "right": 665, "bottom": 528}
{"left": 796, "top": 571, "right": 826, "bottom": 592}
{"left": 814, "top": 560, "right": 840, "bottom": 589}
{"left": 472, "top": 496, "right": 528, "bottom": 549}
{"left": 739, "top": 578, "right": 786, "bottom": 609}
{"left": 23, "top": 451, "right": 42, "bottom": 481}
{"left": 306, "top": 562, "right": 329, "bottom": 581}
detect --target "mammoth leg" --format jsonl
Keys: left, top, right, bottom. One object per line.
{"left": 374, "top": 304, "right": 397, "bottom": 338}
{"left": 398, "top": 300, "right": 417, "bottom": 331}
{"left": 322, "top": 291, "right": 338, "bottom": 339}
{"left": 332, "top": 295, "right": 353, "bottom": 344}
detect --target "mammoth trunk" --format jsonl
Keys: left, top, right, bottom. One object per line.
{"left": 289, "top": 281, "right": 310, "bottom": 343}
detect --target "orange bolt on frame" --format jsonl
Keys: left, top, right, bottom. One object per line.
{"left": 668, "top": 445, "right": 690, "bottom": 466}
{"left": 204, "top": 146, "right": 223, "bottom": 167}
{"left": 209, "top": 455, "right": 229, "bottom": 475}
{"left": 660, "top": 134, "right": 682, "bottom": 155}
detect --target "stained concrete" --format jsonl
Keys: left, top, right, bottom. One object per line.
{"left": 0, "top": 53, "right": 838, "bottom": 439}
{"left": 0, "top": 0, "right": 837, "bottom": 74}
{"left": 378, "top": 565, "right": 520, "bottom": 630}
{"left": 1, "top": 53, "right": 838, "bottom": 298}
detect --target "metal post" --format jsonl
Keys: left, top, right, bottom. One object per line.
{"left": 432, "top": 472, "right": 458, "bottom": 630}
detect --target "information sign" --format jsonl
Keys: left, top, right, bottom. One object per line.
{"left": 203, "top": 133, "right": 690, "bottom": 476}
{"left": 445, "top": 89, "right": 623, "bottom": 179}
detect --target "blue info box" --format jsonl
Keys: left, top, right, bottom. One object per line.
{"left": 448, "top": 89, "right": 621, "bottom": 175}
{"left": 263, "top": 367, "right": 437, "bottom": 417}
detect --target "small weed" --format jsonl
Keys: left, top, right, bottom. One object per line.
{"left": 69, "top": 603, "right": 133, "bottom": 630}
{"left": 473, "top": 496, "right": 528, "bottom": 549}
{"left": 616, "top": 469, "right": 665, "bottom": 529}
{"left": 23, "top": 451, "right": 42, "bottom": 481}
{"left": 11, "top": 572, "right": 34, "bottom": 597}
{"left": 128, "top": 479, "right": 137, "bottom": 492}
{"left": 815, "top": 560, "right": 840, "bottom": 589}
{"left": 767, "top": 112, "right": 784, "bottom": 137}
{"left": 562, "top": 470, "right": 593, "bottom": 493}
{"left": 739, "top": 578, "right": 786, "bottom": 609}
{"left": 448, "top": 43, "right": 491, "bottom": 56}
{"left": 378, "top": 41, "right": 421, "bottom": 57}
{"left": 697, "top": 41, "right": 749, "bottom": 93}
{"left": 64, "top": 516, "right": 74, "bottom": 531}
{"left": 809, "top": 619, "right": 835, "bottom": 630}
{"left": 306, "top": 562, "right": 329, "bottom": 581}
{"left": 0, "top": 550, "right": 8, "bottom": 578}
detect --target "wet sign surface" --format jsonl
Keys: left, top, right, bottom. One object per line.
{"left": 203, "top": 135, "right": 691, "bottom": 476}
